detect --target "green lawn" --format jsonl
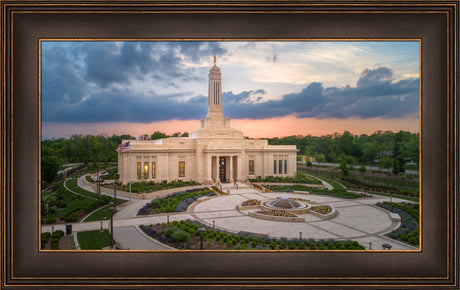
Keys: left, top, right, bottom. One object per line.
{"left": 77, "top": 230, "right": 113, "bottom": 249}
{"left": 65, "top": 179, "right": 99, "bottom": 199}
{"left": 43, "top": 191, "right": 96, "bottom": 219}
{"left": 83, "top": 204, "right": 118, "bottom": 222}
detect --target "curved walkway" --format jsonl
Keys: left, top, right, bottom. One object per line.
{"left": 48, "top": 179, "right": 418, "bottom": 251}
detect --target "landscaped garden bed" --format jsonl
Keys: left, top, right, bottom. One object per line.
{"left": 309, "top": 205, "right": 336, "bottom": 219}
{"left": 249, "top": 173, "right": 322, "bottom": 185}
{"left": 249, "top": 209, "right": 305, "bottom": 222}
{"left": 210, "top": 186, "right": 227, "bottom": 195}
{"left": 268, "top": 184, "right": 365, "bottom": 199}
{"left": 41, "top": 180, "right": 124, "bottom": 224}
{"left": 118, "top": 180, "right": 198, "bottom": 194}
{"left": 137, "top": 188, "right": 216, "bottom": 215}
{"left": 139, "top": 220, "right": 366, "bottom": 250}
{"left": 376, "top": 202, "right": 419, "bottom": 246}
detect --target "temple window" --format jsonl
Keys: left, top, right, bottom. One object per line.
{"left": 249, "top": 160, "right": 254, "bottom": 175}
{"left": 179, "top": 161, "right": 185, "bottom": 177}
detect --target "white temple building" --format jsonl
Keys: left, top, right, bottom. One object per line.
{"left": 117, "top": 57, "right": 297, "bottom": 184}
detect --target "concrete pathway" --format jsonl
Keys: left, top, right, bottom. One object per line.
{"left": 114, "top": 226, "right": 175, "bottom": 250}
{"left": 47, "top": 180, "right": 418, "bottom": 251}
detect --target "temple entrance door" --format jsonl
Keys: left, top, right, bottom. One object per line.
{"left": 219, "top": 157, "right": 226, "bottom": 182}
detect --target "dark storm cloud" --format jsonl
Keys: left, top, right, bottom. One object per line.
{"left": 222, "top": 67, "right": 419, "bottom": 120}
{"left": 42, "top": 42, "right": 419, "bottom": 124}
{"left": 83, "top": 42, "right": 225, "bottom": 87}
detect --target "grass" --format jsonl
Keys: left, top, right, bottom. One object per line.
{"left": 65, "top": 179, "right": 99, "bottom": 199}
{"left": 84, "top": 204, "right": 119, "bottom": 222}
{"left": 43, "top": 191, "right": 96, "bottom": 219}
{"left": 77, "top": 230, "right": 114, "bottom": 249}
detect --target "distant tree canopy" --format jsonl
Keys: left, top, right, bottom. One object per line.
{"left": 267, "top": 130, "right": 419, "bottom": 167}
{"left": 41, "top": 130, "right": 419, "bottom": 170}
{"left": 41, "top": 132, "right": 191, "bottom": 165}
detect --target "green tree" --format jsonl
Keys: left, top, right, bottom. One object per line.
{"left": 150, "top": 131, "right": 167, "bottom": 140}
{"left": 41, "top": 155, "right": 60, "bottom": 184}
{"left": 380, "top": 155, "right": 393, "bottom": 172}
{"left": 339, "top": 161, "right": 349, "bottom": 177}
{"left": 392, "top": 131, "right": 406, "bottom": 174}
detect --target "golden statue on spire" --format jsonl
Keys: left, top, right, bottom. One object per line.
{"left": 213, "top": 54, "right": 216, "bottom": 65}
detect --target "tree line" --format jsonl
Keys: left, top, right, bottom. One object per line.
{"left": 41, "top": 130, "right": 418, "bottom": 184}
{"left": 268, "top": 130, "right": 419, "bottom": 171}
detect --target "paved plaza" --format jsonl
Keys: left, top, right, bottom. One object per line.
{"left": 42, "top": 178, "right": 418, "bottom": 251}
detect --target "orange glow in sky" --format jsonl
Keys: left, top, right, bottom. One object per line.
{"left": 43, "top": 115, "right": 418, "bottom": 140}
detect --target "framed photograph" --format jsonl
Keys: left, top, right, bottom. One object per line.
{"left": 2, "top": 1, "right": 458, "bottom": 288}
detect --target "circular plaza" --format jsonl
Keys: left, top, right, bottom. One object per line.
{"left": 189, "top": 185, "right": 402, "bottom": 243}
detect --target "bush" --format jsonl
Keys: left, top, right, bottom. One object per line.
{"left": 46, "top": 218, "right": 56, "bottom": 224}
{"left": 41, "top": 232, "right": 51, "bottom": 243}
{"left": 298, "top": 242, "right": 306, "bottom": 250}
{"left": 270, "top": 242, "right": 277, "bottom": 250}
{"left": 63, "top": 212, "right": 79, "bottom": 222}
{"left": 288, "top": 242, "right": 296, "bottom": 250}
{"left": 278, "top": 242, "right": 286, "bottom": 250}
{"left": 52, "top": 230, "right": 64, "bottom": 238}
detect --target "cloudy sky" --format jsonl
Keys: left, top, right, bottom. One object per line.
{"left": 41, "top": 41, "right": 420, "bottom": 140}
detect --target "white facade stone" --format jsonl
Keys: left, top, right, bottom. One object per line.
{"left": 118, "top": 59, "right": 297, "bottom": 184}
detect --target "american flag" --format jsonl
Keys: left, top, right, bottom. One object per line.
{"left": 119, "top": 141, "right": 130, "bottom": 153}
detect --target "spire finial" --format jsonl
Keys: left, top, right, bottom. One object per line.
{"left": 213, "top": 54, "right": 216, "bottom": 65}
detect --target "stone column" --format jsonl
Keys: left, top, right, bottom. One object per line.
{"left": 141, "top": 156, "right": 144, "bottom": 181}
{"left": 229, "top": 156, "right": 233, "bottom": 183}
{"left": 216, "top": 156, "right": 220, "bottom": 183}
{"left": 206, "top": 154, "right": 213, "bottom": 184}
{"left": 148, "top": 156, "right": 152, "bottom": 180}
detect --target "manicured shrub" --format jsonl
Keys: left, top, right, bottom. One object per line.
{"left": 308, "top": 243, "right": 316, "bottom": 250}
{"left": 41, "top": 232, "right": 51, "bottom": 243}
{"left": 327, "top": 242, "right": 336, "bottom": 249}
{"left": 278, "top": 242, "right": 286, "bottom": 250}
{"left": 52, "top": 230, "right": 64, "bottom": 238}
{"left": 298, "top": 242, "right": 306, "bottom": 250}
{"left": 288, "top": 242, "right": 296, "bottom": 250}
{"left": 46, "top": 218, "right": 56, "bottom": 224}
{"left": 270, "top": 242, "right": 277, "bottom": 250}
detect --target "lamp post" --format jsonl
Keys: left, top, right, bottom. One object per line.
{"left": 212, "top": 220, "right": 215, "bottom": 230}
{"left": 109, "top": 207, "right": 115, "bottom": 249}
{"left": 198, "top": 228, "right": 206, "bottom": 250}
{"left": 97, "top": 170, "right": 100, "bottom": 199}
{"left": 113, "top": 180, "right": 117, "bottom": 210}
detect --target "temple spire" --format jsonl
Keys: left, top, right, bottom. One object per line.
{"left": 204, "top": 56, "right": 225, "bottom": 127}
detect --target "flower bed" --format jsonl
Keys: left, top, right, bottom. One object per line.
{"left": 249, "top": 209, "right": 305, "bottom": 222}
{"left": 308, "top": 205, "right": 336, "bottom": 219}
{"left": 376, "top": 202, "right": 419, "bottom": 246}
{"left": 137, "top": 188, "right": 215, "bottom": 215}
{"left": 120, "top": 180, "right": 198, "bottom": 194}
{"left": 310, "top": 205, "right": 332, "bottom": 215}
{"left": 242, "top": 199, "right": 260, "bottom": 207}
{"left": 140, "top": 220, "right": 369, "bottom": 250}
{"left": 256, "top": 209, "right": 298, "bottom": 217}
{"left": 210, "top": 186, "right": 227, "bottom": 195}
